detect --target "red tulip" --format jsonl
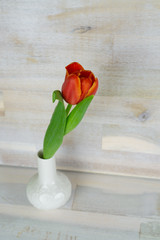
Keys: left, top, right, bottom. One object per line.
{"left": 62, "top": 62, "right": 98, "bottom": 105}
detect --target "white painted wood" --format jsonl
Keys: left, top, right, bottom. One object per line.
{"left": 0, "top": 92, "right": 4, "bottom": 116}
{"left": 0, "top": 93, "right": 160, "bottom": 178}
{"left": 102, "top": 124, "right": 160, "bottom": 155}
{"left": 2, "top": 91, "right": 160, "bottom": 127}
{"left": 102, "top": 136, "right": 160, "bottom": 155}
{"left": 0, "top": 0, "right": 160, "bottom": 178}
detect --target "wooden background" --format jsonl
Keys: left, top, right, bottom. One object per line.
{"left": 0, "top": 0, "right": 160, "bottom": 178}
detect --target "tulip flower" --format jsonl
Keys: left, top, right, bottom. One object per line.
{"left": 43, "top": 62, "right": 98, "bottom": 159}
{"left": 62, "top": 62, "right": 98, "bottom": 105}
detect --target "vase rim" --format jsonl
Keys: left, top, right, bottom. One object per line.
{"left": 37, "top": 150, "right": 44, "bottom": 159}
{"left": 37, "top": 150, "right": 54, "bottom": 160}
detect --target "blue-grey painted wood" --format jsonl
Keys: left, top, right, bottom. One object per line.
{"left": 140, "top": 222, "right": 160, "bottom": 240}
{"left": 0, "top": 166, "right": 160, "bottom": 239}
{"left": 0, "top": 214, "right": 138, "bottom": 240}
{"left": 73, "top": 186, "right": 160, "bottom": 218}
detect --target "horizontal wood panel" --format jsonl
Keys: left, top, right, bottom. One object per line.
{"left": 0, "top": 0, "right": 160, "bottom": 97}
{"left": 102, "top": 124, "right": 160, "bottom": 155}
{"left": 0, "top": 90, "right": 160, "bottom": 177}
{"left": 0, "top": 121, "right": 160, "bottom": 178}
{"left": 73, "top": 186, "right": 159, "bottom": 217}
{"left": 0, "top": 92, "right": 5, "bottom": 116}
{"left": 2, "top": 91, "right": 160, "bottom": 126}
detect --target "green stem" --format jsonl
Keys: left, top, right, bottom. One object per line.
{"left": 66, "top": 104, "right": 72, "bottom": 116}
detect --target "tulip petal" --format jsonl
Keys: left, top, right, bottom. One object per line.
{"left": 65, "top": 62, "right": 84, "bottom": 75}
{"left": 86, "top": 77, "right": 98, "bottom": 97}
{"left": 80, "top": 70, "right": 97, "bottom": 87}
{"left": 62, "top": 74, "right": 81, "bottom": 105}
{"left": 79, "top": 77, "right": 92, "bottom": 102}
{"left": 79, "top": 70, "right": 92, "bottom": 79}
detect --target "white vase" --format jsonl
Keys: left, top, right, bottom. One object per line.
{"left": 26, "top": 150, "right": 72, "bottom": 210}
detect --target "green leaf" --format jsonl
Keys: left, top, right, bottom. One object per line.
{"left": 52, "top": 90, "right": 63, "bottom": 103}
{"left": 43, "top": 100, "right": 66, "bottom": 159}
{"left": 64, "top": 95, "right": 94, "bottom": 135}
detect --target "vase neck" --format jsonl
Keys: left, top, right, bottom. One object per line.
{"left": 37, "top": 156, "right": 57, "bottom": 185}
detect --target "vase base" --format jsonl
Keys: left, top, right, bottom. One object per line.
{"left": 26, "top": 171, "right": 72, "bottom": 210}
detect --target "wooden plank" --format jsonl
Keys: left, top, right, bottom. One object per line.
{"left": 0, "top": 0, "right": 160, "bottom": 97}
{"left": 140, "top": 222, "right": 160, "bottom": 240}
{"left": 73, "top": 185, "right": 159, "bottom": 217}
{"left": 2, "top": 91, "right": 160, "bottom": 127}
{"left": 0, "top": 123, "right": 160, "bottom": 179}
{"left": 0, "top": 92, "right": 5, "bottom": 116}
{"left": 0, "top": 212, "right": 139, "bottom": 240}
{"left": 1, "top": 91, "right": 160, "bottom": 178}
{"left": 102, "top": 124, "right": 160, "bottom": 155}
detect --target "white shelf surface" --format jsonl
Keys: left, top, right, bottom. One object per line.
{"left": 0, "top": 165, "right": 160, "bottom": 239}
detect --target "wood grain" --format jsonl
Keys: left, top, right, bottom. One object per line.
{"left": 102, "top": 124, "right": 160, "bottom": 155}
{"left": 0, "top": 92, "right": 5, "bottom": 116}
